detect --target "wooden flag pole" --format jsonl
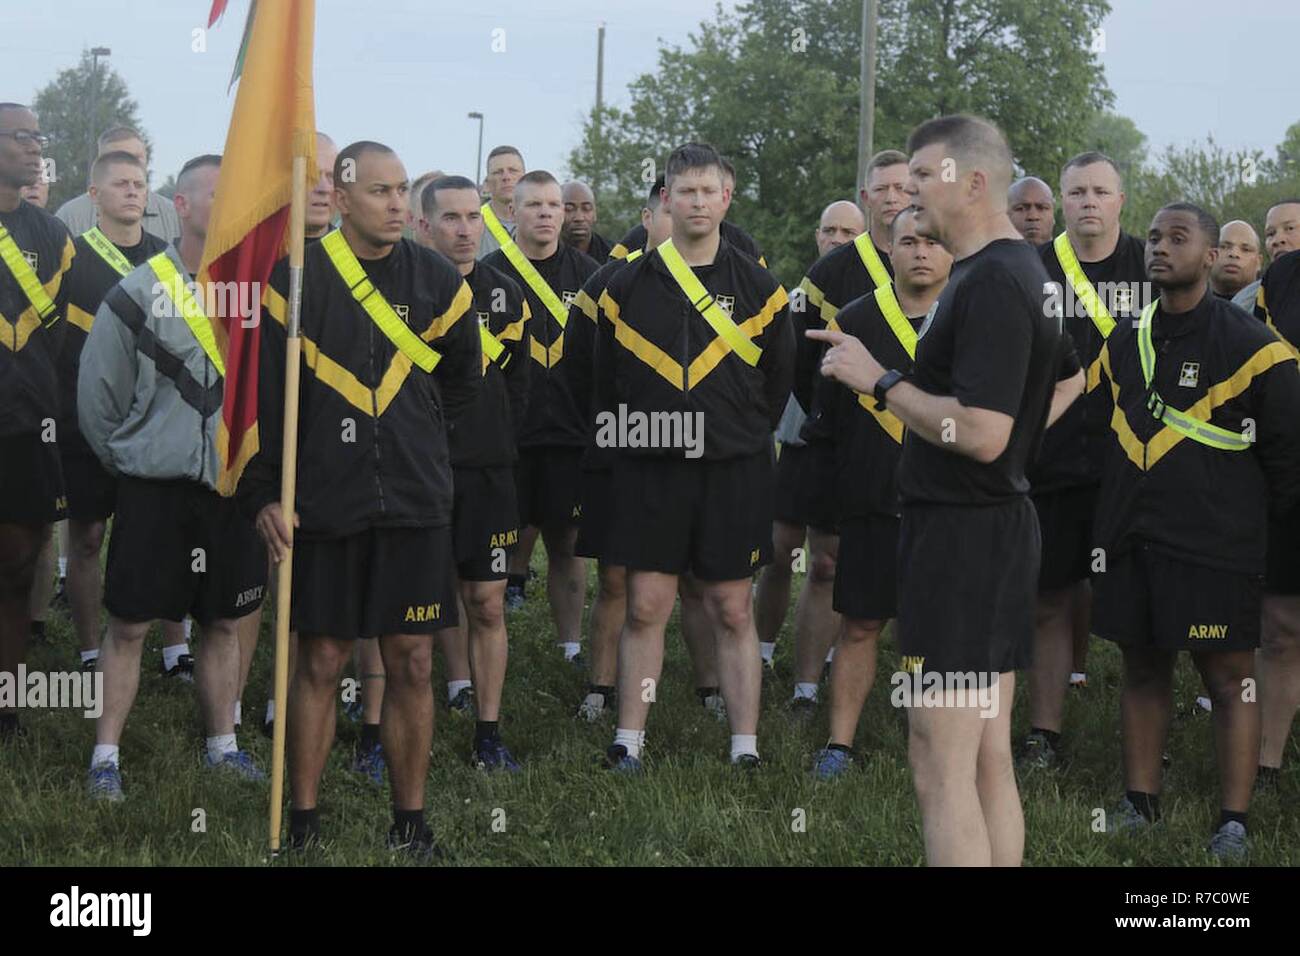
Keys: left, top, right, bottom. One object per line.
{"left": 269, "top": 154, "right": 308, "bottom": 854}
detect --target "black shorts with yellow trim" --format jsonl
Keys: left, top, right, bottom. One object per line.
{"left": 772, "top": 440, "right": 838, "bottom": 533}
{"left": 897, "top": 498, "right": 1039, "bottom": 674}
{"left": 292, "top": 526, "right": 458, "bottom": 639}
{"left": 60, "top": 439, "right": 116, "bottom": 522}
{"left": 0, "top": 432, "right": 65, "bottom": 527}
{"left": 104, "top": 476, "right": 265, "bottom": 627}
{"left": 574, "top": 467, "right": 615, "bottom": 562}
{"left": 1093, "top": 543, "right": 1262, "bottom": 653}
{"left": 833, "top": 513, "right": 899, "bottom": 622}
{"left": 604, "top": 449, "right": 774, "bottom": 582}
{"left": 1265, "top": 502, "right": 1300, "bottom": 596}
{"left": 452, "top": 465, "right": 518, "bottom": 582}
{"left": 1031, "top": 484, "right": 1096, "bottom": 592}
{"left": 514, "top": 445, "right": 583, "bottom": 529}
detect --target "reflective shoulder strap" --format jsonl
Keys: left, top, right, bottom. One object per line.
{"left": 484, "top": 207, "right": 569, "bottom": 328}
{"left": 873, "top": 284, "right": 916, "bottom": 360}
{"left": 1135, "top": 297, "right": 1249, "bottom": 451}
{"left": 625, "top": 248, "right": 643, "bottom": 262}
{"left": 657, "top": 238, "right": 761, "bottom": 367}
{"left": 479, "top": 322, "right": 505, "bottom": 362}
{"left": 82, "top": 227, "right": 133, "bottom": 277}
{"left": 0, "top": 224, "right": 57, "bottom": 320}
{"left": 320, "top": 229, "right": 441, "bottom": 373}
{"left": 147, "top": 252, "right": 225, "bottom": 377}
{"left": 853, "top": 232, "right": 893, "bottom": 290}
{"left": 1054, "top": 231, "right": 1116, "bottom": 339}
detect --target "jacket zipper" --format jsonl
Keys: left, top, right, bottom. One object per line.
{"left": 369, "top": 319, "right": 386, "bottom": 515}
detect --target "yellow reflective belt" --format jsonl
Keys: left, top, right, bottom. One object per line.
{"left": 0, "top": 224, "right": 57, "bottom": 324}
{"left": 657, "top": 238, "right": 761, "bottom": 367}
{"left": 626, "top": 248, "right": 643, "bottom": 262}
{"left": 148, "top": 252, "right": 225, "bottom": 377}
{"left": 853, "top": 232, "right": 893, "bottom": 290}
{"left": 82, "top": 227, "right": 133, "bottom": 277}
{"left": 1054, "top": 231, "right": 1116, "bottom": 339}
{"left": 480, "top": 323, "right": 505, "bottom": 363}
{"left": 873, "top": 283, "right": 916, "bottom": 360}
{"left": 484, "top": 204, "right": 569, "bottom": 330}
{"left": 321, "top": 229, "right": 441, "bottom": 373}
{"left": 1135, "top": 299, "right": 1249, "bottom": 452}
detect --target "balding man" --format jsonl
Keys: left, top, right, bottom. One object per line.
{"left": 1008, "top": 176, "right": 1054, "bottom": 245}
{"left": 814, "top": 200, "right": 865, "bottom": 257}
{"left": 1211, "top": 220, "right": 1261, "bottom": 302}
{"left": 54, "top": 126, "right": 180, "bottom": 243}
{"left": 561, "top": 180, "right": 612, "bottom": 260}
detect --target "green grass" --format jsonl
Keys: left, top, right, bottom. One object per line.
{"left": 3, "top": 561, "right": 1298, "bottom": 867}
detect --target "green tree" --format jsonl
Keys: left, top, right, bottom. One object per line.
{"left": 570, "top": 0, "right": 1113, "bottom": 283}
{"left": 31, "top": 50, "right": 146, "bottom": 210}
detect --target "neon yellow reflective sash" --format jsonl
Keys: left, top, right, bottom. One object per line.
{"left": 483, "top": 205, "right": 569, "bottom": 330}
{"left": 625, "top": 248, "right": 643, "bottom": 262}
{"left": 0, "top": 224, "right": 57, "bottom": 323}
{"left": 320, "top": 229, "right": 441, "bottom": 373}
{"left": 853, "top": 232, "right": 893, "bottom": 290}
{"left": 873, "top": 283, "right": 916, "bottom": 360}
{"left": 1054, "top": 231, "right": 1116, "bottom": 339}
{"left": 657, "top": 238, "right": 761, "bottom": 367}
{"left": 1136, "top": 299, "right": 1249, "bottom": 451}
{"left": 82, "top": 227, "right": 133, "bottom": 277}
{"left": 147, "top": 252, "right": 225, "bottom": 376}
{"left": 480, "top": 323, "right": 505, "bottom": 363}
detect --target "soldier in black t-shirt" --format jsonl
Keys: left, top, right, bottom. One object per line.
{"left": 811, "top": 115, "right": 1084, "bottom": 866}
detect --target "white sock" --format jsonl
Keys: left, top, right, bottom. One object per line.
{"left": 206, "top": 734, "right": 238, "bottom": 762}
{"left": 613, "top": 727, "right": 644, "bottom": 759}
{"left": 1070, "top": 672, "right": 1087, "bottom": 684}
{"left": 582, "top": 691, "right": 607, "bottom": 710}
{"left": 161, "top": 643, "right": 190, "bottom": 671}
{"left": 559, "top": 641, "right": 581, "bottom": 660}
{"left": 447, "top": 679, "right": 473, "bottom": 702}
{"left": 80, "top": 649, "right": 99, "bottom": 664}
{"left": 264, "top": 699, "right": 276, "bottom": 723}
{"left": 58, "top": 556, "right": 68, "bottom": 578}
{"left": 759, "top": 641, "right": 775, "bottom": 664}
{"left": 825, "top": 647, "right": 835, "bottom": 663}
{"left": 1196, "top": 695, "right": 1213, "bottom": 712}
{"left": 91, "top": 744, "right": 119, "bottom": 769}
{"left": 233, "top": 700, "right": 242, "bottom": 725}
{"left": 730, "top": 734, "right": 758, "bottom": 761}
{"left": 793, "top": 682, "right": 818, "bottom": 702}
{"left": 183, "top": 617, "right": 193, "bottom": 640}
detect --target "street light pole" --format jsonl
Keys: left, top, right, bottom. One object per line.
{"left": 468, "top": 112, "right": 484, "bottom": 190}
{"left": 88, "top": 47, "right": 111, "bottom": 174}
{"left": 855, "top": 1, "right": 877, "bottom": 209}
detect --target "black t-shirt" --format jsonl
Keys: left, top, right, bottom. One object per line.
{"left": 897, "top": 238, "right": 1079, "bottom": 506}
{"left": 1257, "top": 248, "right": 1300, "bottom": 351}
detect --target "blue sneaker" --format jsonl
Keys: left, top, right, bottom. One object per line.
{"left": 343, "top": 699, "right": 364, "bottom": 723}
{"left": 205, "top": 749, "right": 267, "bottom": 781}
{"left": 603, "top": 744, "right": 642, "bottom": 775}
{"left": 352, "top": 741, "right": 386, "bottom": 786}
{"left": 505, "top": 584, "right": 525, "bottom": 610}
{"left": 1105, "top": 797, "right": 1155, "bottom": 835}
{"left": 471, "top": 738, "right": 521, "bottom": 773}
{"left": 812, "top": 746, "right": 854, "bottom": 780}
{"left": 87, "top": 761, "right": 124, "bottom": 802}
{"left": 1208, "top": 821, "right": 1248, "bottom": 862}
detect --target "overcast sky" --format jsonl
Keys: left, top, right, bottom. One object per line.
{"left": 2, "top": 0, "right": 1297, "bottom": 194}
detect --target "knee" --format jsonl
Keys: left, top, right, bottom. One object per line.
{"left": 108, "top": 619, "right": 150, "bottom": 644}
{"left": 710, "top": 598, "right": 753, "bottom": 636}
{"left": 465, "top": 591, "right": 503, "bottom": 632}
{"left": 1123, "top": 654, "right": 1173, "bottom": 693}
{"left": 841, "top": 620, "right": 881, "bottom": 645}
{"left": 71, "top": 522, "right": 106, "bottom": 559}
{"left": 809, "top": 549, "right": 837, "bottom": 585}
{"left": 1261, "top": 601, "right": 1300, "bottom": 648}
{"left": 1201, "top": 664, "right": 1251, "bottom": 709}
{"left": 298, "top": 639, "right": 351, "bottom": 686}
{"left": 389, "top": 642, "right": 434, "bottom": 687}
{"left": 599, "top": 567, "right": 627, "bottom": 602}
{"left": 626, "top": 593, "right": 670, "bottom": 633}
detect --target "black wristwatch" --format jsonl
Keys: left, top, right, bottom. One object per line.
{"left": 873, "top": 369, "right": 906, "bottom": 409}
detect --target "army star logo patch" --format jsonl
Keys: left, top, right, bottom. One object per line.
{"left": 1178, "top": 361, "right": 1200, "bottom": 388}
{"left": 715, "top": 294, "right": 735, "bottom": 319}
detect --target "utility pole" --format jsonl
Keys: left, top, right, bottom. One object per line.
{"left": 88, "top": 47, "right": 111, "bottom": 173}
{"left": 594, "top": 21, "right": 606, "bottom": 193}
{"left": 855, "top": 1, "right": 877, "bottom": 209}
{"left": 468, "top": 111, "right": 484, "bottom": 190}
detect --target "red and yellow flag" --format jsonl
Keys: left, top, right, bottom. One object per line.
{"left": 200, "top": 0, "right": 316, "bottom": 496}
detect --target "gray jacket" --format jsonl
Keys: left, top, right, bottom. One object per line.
{"left": 56, "top": 190, "right": 181, "bottom": 244}
{"left": 774, "top": 393, "right": 807, "bottom": 447}
{"left": 1232, "top": 278, "right": 1261, "bottom": 313}
{"left": 78, "top": 243, "right": 224, "bottom": 489}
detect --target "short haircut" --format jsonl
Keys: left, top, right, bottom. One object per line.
{"left": 646, "top": 173, "right": 667, "bottom": 209}
{"left": 334, "top": 140, "right": 395, "bottom": 188}
{"left": 1156, "top": 202, "right": 1219, "bottom": 246}
{"left": 867, "top": 149, "right": 909, "bottom": 178}
{"left": 98, "top": 125, "right": 144, "bottom": 153}
{"left": 514, "top": 169, "right": 559, "bottom": 200}
{"left": 487, "top": 145, "right": 523, "bottom": 167}
{"left": 889, "top": 205, "right": 918, "bottom": 241}
{"left": 665, "top": 142, "right": 725, "bottom": 187}
{"left": 316, "top": 130, "right": 335, "bottom": 146}
{"left": 906, "top": 114, "right": 1013, "bottom": 190}
{"left": 410, "top": 170, "right": 443, "bottom": 206}
{"left": 720, "top": 155, "right": 736, "bottom": 183}
{"left": 421, "top": 174, "right": 479, "bottom": 219}
{"left": 1267, "top": 198, "right": 1300, "bottom": 216}
{"left": 1061, "top": 150, "right": 1122, "bottom": 186}
{"left": 91, "top": 149, "right": 145, "bottom": 183}
{"left": 176, "top": 154, "right": 221, "bottom": 193}
{"left": 1009, "top": 175, "right": 1052, "bottom": 198}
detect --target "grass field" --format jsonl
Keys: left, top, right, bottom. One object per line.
{"left": 3, "top": 558, "right": 1297, "bottom": 867}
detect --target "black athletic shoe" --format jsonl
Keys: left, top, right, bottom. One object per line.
{"left": 732, "top": 753, "right": 762, "bottom": 771}
{"left": 504, "top": 583, "right": 525, "bottom": 610}
{"left": 386, "top": 823, "right": 444, "bottom": 862}
{"left": 786, "top": 696, "right": 817, "bottom": 721}
{"left": 1016, "top": 731, "right": 1059, "bottom": 770}
{"left": 161, "top": 653, "right": 195, "bottom": 683}
{"left": 448, "top": 686, "right": 476, "bottom": 716}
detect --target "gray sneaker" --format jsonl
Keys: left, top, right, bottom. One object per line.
{"left": 1208, "top": 821, "right": 1248, "bottom": 862}
{"left": 1106, "top": 796, "right": 1154, "bottom": 835}
{"left": 1016, "top": 731, "right": 1059, "bottom": 770}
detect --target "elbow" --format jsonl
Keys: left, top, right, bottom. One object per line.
{"left": 970, "top": 436, "right": 1008, "bottom": 465}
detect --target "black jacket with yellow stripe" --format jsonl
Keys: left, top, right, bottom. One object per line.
{"left": 1, "top": 200, "right": 74, "bottom": 437}
{"left": 59, "top": 230, "right": 168, "bottom": 450}
{"left": 610, "top": 220, "right": 766, "bottom": 267}
{"left": 1094, "top": 289, "right": 1300, "bottom": 574}
{"left": 1255, "top": 247, "right": 1300, "bottom": 360}
{"left": 594, "top": 239, "right": 792, "bottom": 460}
{"left": 565, "top": 257, "right": 628, "bottom": 471}
{"left": 481, "top": 242, "right": 598, "bottom": 448}
{"left": 449, "top": 260, "right": 530, "bottom": 468}
{"left": 238, "top": 237, "right": 480, "bottom": 537}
